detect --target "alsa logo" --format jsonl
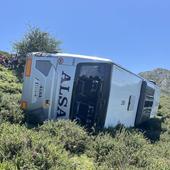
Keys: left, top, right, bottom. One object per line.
{"left": 57, "top": 71, "right": 71, "bottom": 117}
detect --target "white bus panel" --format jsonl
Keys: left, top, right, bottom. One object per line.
{"left": 105, "top": 65, "right": 142, "bottom": 127}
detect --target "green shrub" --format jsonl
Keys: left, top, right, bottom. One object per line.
{"left": 0, "top": 65, "right": 24, "bottom": 124}
{"left": 0, "top": 65, "right": 21, "bottom": 94}
{"left": 86, "top": 129, "right": 152, "bottom": 169}
{"left": 0, "top": 93, "right": 24, "bottom": 124}
{"left": 0, "top": 81, "right": 22, "bottom": 94}
{"left": 158, "top": 96, "right": 170, "bottom": 117}
{"left": 0, "top": 123, "right": 73, "bottom": 170}
{"left": 0, "top": 66, "right": 18, "bottom": 83}
{"left": 69, "top": 155, "right": 95, "bottom": 170}
{"left": 0, "top": 161, "right": 17, "bottom": 170}
{"left": 0, "top": 123, "right": 30, "bottom": 161}
{"left": 15, "top": 139, "right": 71, "bottom": 170}
{"left": 39, "top": 120, "right": 90, "bottom": 154}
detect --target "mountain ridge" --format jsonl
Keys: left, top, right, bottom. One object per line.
{"left": 139, "top": 68, "right": 170, "bottom": 96}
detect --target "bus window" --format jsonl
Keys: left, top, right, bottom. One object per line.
{"left": 70, "top": 63, "right": 112, "bottom": 129}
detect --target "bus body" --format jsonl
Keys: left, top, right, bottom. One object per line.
{"left": 21, "top": 52, "right": 160, "bottom": 128}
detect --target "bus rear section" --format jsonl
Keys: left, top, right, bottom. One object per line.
{"left": 21, "top": 54, "right": 58, "bottom": 123}
{"left": 135, "top": 81, "right": 159, "bottom": 126}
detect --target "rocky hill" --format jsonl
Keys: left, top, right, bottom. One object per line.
{"left": 139, "top": 68, "right": 170, "bottom": 96}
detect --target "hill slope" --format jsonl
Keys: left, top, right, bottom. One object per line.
{"left": 139, "top": 68, "right": 170, "bottom": 96}
{"left": 0, "top": 60, "right": 170, "bottom": 169}
{"left": 0, "top": 50, "right": 11, "bottom": 58}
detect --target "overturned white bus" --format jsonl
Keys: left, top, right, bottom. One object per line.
{"left": 21, "top": 52, "right": 160, "bottom": 129}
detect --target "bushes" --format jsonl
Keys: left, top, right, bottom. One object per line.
{"left": 0, "top": 123, "right": 29, "bottom": 161}
{"left": 86, "top": 129, "right": 152, "bottom": 169}
{"left": 0, "top": 65, "right": 18, "bottom": 83}
{"left": 39, "top": 120, "right": 90, "bottom": 154}
{"left": 0, "top": 64, "right": 170, "bottom": 169}
{"left": 0, "top": 82, "right": 21, "bottom": 94}
{"left": 15, "top": 139, "right": 71, "bottom": 170}
{"left": 0, "top": 123, "right": 71, "bottom": 169}
{"left": 0, "top": 122, "right": 95, "bottom": 169}
{"left": 0, "top": 65, "right": 24, "bottom": 124}
{"left": 0, "top": 161, "right": 17, "bottom": 170}
{"left": 69, "top": 155, "right": 95, "bottom": 170}
{"left": 0, "top": 65, "right": 22, "bottom": 94}
{"left": 158, "top": 96, "right": 170, "bottom": 117}
{"left": 0, "top": 118, "right": 170, "bottom": 169}
{"left": 0, "top": 93, "right": 24, "bottom": 124}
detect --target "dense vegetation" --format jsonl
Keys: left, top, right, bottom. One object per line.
{"left": 0, "top": 64, "right": 170, "bottom": 169}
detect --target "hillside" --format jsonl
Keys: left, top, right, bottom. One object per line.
{"left": 0, "top": 51, "right": 11, "bottom": 58}
{"left": 139, "top": 68, "right": 170, "bottom": 96}
{"left": 0, "top": 63, "right": 170, "bottom": 169}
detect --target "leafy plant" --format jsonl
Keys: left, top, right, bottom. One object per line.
{"left": 0, "top": 93, "right": 24, "bottom": 124}
{"left": 39, "top": 120, "right": 91, "bottom": 154}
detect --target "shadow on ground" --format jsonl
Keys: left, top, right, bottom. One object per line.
{"left": 137, "top": 117, "right": 165, "bottom": 143}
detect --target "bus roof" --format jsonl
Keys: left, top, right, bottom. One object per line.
{"left": 58, "top": 53, "right": 113, "bottom": 62}
{"left": 29, "top": 52, "right": 112, "bottom": 63}
{"left": 29, "top": 52, "right": 159, "bottom": 88}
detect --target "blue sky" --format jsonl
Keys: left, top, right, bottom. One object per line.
{"left": 0, "top": 0, "right": 170, "bottom": 73}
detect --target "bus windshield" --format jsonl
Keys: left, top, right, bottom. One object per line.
{"left": 70, "top": 63, "right": 112, "bottom": 129}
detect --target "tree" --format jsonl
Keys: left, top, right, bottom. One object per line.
{"left": 13, "top": 27, "right": 61, "bottom": 77}
{"left": 14, "top": 27, "right": 61, "bottom": 58}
